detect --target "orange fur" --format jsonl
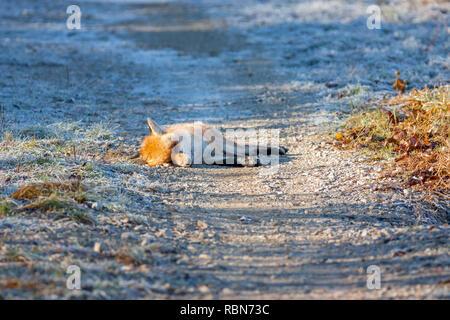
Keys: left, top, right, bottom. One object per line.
{"left": 140, "top": 135, "right": 173, "bottom": 166}
{"left": 140, "top": 121, "right": 209, "bottom": 166}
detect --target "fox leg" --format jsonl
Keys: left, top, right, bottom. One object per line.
{"left": 172, "top": 152, "right": 192, "bottom": 167}
{"left": 223, "top": 141, "right": 288, "bottom": 157}
{"left": 205, "top": 154, "right": 259, "bottom": 167}
{"left": 253, "top": 145, "right": 288, "bottom": 155}
{"left": 203, "top": 128, "right": 287, "bottom": 167}
{"left": 215, "top": 133, "right": 287, "bottom": 157}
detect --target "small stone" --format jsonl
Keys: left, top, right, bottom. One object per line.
{"left": 91, "top": 202, "right": 103, "bottom": 211}
{"left": 148, "top": 243, "right": 176, "bottom": 253}
{"left": 121, "top": 232, "right": 138, "bottom": 241}
{"left": 93, "top": 242, "right": 102, "bottom": 253}
{"left": 221, "top": 288, "right": 234, "bottom": 295}
{"left": 197, "top": 220, "right": 208, "bottom": 229}
{"left": 146, "top": 182, "right": 168, "bottom": 193}
{"left": 121, "top": 265, "right": 133, "bottom": 272}
{"left": 155, "top": 229, "right": 167, "bottom": 238}
{"left": 198, "top": 285, "right": 210, "bottom": 293}
{"left": 148, "top": 284, "right": 168, "bottom": 294}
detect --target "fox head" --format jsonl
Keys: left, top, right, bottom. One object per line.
{"left": 140, "top": 118, "right": 175, "bottom": 166}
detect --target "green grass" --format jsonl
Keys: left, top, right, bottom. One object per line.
{"left": 0, "top": 199, "right": 16, "bottom": 217}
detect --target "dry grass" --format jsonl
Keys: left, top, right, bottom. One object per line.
{"left": 21, "top": 195, "right": 95, "bottom": 224}
{"left": 3, "top": 181, "right": 95, "bottom": 224}
{"left": 335, "top": 85, "right": 449, "bottom": 193}
{"left": 116, "top": 247, "right": 148, "bottom": 266}
{"left": 10, "top": 181, "right": 87, "bottom": 200}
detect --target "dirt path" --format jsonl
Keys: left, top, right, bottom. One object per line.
{"left": 0, "top": 0, "right": 448, "bottom": 299}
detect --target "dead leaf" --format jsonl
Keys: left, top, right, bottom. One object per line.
{"left": 197, "top": 220, "right": 208, "bottom": 229}
{"left": 386, "top": 110, "right": 398, "bottom": 124}
{"left": 393, "top": 71, "right": 406, "bottom": 94}
{"left": 155, "top": 229, "right": 166, "bottom": 238}
{"left": 6, "top": 279, "right": 21, "bottom": 289}
{"left": 393, "top": 250, "right": 407, "bottom": 257}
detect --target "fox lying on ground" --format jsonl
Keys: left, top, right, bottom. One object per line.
{"left": 140, "top": 118, "right": 287, "bottom": 167}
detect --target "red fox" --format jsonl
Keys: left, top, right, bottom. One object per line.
{"left": 140, "top": 118, "right": 287, "bottom": 167}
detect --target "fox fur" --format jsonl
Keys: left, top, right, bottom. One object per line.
{"left": 140, "top": 118, "right": 287, "bottom": 167}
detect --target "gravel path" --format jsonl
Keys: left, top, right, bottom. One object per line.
{"left": 0, "top": 0, "right": 448, "bottom": 299}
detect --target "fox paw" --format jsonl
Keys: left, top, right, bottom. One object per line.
{"left": 265, "top": 146, "right": 288, "bottom": 155}
{"left": 237, "top": 156, "right": 260, "bottom": 167}
{"left": 172, "top": 153, "right": 192, "bottom": 167}
{"left": 278, "top": 146, "right": 288, "bottom": 155}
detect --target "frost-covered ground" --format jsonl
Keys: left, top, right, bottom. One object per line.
{"left": 0, "top": 0, "right": 448, "bottom": 299}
